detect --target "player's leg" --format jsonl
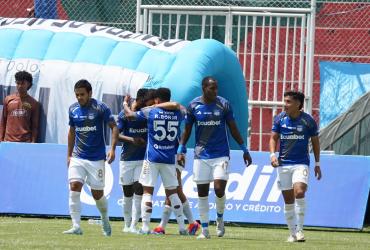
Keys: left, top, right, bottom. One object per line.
{"left": 292, "top": 165, "right": 309, "bottom": 242}
{"left": 87, "top": 160, "right": 111, "bottom": 236}
{"left": 278, "top": 166, "right": 296, "bottom": 242}
{"left": 175, "top": 166, "right": 200, "bottom": 235}
{"left": 138, "top": 160, "right": 157, "bottom": 234}
{"left": 119, "top": 160, "right": 135, "bottom": 232}
{"left": 213, "top": 157, "right": 230, "bottom": 237}
{"left": 193, "top": 159, "right": 212, "bottom": 239}
{"left": 63, "top": 157, "right": 85, "bottom": 235}
{"left": 130, "top": 180, "right": 143, "bottom": 233}
{"left": 161, "top": 163, "right": 186, "bottom": 235}
{"left": 153, "top": 197, "right": 171, "bottom": 235}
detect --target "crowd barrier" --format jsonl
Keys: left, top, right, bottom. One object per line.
{"left": 0, "top": 142, "right": 369, "bottom": 229}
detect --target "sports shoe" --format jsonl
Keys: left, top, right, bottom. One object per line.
{"left": 63, "top": 227, "right": 83, "bottom": 235}
{"left": 216, "top": 217, "right": 225, "bottom": 237}
{"left": 101, "top": 219, "right": 112, "bottom": 236}
{"left": 137, "top": 229, "right": 151, "bottom": 235}
{"left": 152, "top": 226, "right": 165, "bottom": 235}
{"left": 286, "top": 235, "right": 297, "bottom": 243}
{"left": 179, "top": 229, "right": 188, "bottom": 235}
{"left": 296, "top": 230, "right": 305, "bottom": 242}
{"left": 129, "top": 226, "right": 139, "bottom": 234}
{"left": 196, "top": 229, "right": 211, "bottom": 239}
{"left": 187, "top": 221, "right": 200, "bottom": 235}
{"left": 122, "top": 225, "right": 130, "bottom": 233}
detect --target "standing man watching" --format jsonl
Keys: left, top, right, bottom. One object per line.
{"left": 269, "top": 91, "right": 321, "bottom": 243}
{"left": 0, "top": 71, "right": 39, "bottom": 143}
{"left": 64, "top": 79, "right": 118, "bottom": 236}
{"left": 177, "top": 76, "right": 252, "bottom": 239}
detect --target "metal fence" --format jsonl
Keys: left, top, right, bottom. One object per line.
{"left": 0, "top": 0, "right": 369, "bottom": 151}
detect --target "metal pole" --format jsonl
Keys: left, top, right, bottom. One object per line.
{"left": 136, "top": 0, "right": 141, "bottom": 33}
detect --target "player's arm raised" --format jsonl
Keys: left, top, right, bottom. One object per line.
{"left": 269, "top": 132, "right": 280, "bottom": 167}
{"left": 226, "top": 119, "right": 252, "bottom": 166}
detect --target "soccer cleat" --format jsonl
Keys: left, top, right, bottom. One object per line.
{"left": 196, "top": 229, "right": 211, "bottom": 239}
{"left": 137, "top": 229, "right": 151, "bottom": 235}
{"left": 187, "top": 221, "right": 200, "bottom": 236}
{"left": 63, "top": 227, "right": 83, "bottom": 235}
{"left": 122, "top": 225, "right": 130, "bottom": 233}
{"left": 216, "top": 217, "right": 225, "bottom": 237}
{"left": 129, "top": 226, "right": 139, "bottom": 234}
{"left": 296, "top": 231, "right": 305, "bottom": 242}
{"left": 286, "top": 235, "right": 297, "bottom": 243}
{"left": 101, "top": 219, "right": 112, "bottom": 236}
{"left": 179, "top": 229, "right": 188, "bottom": 235}
{"left": 152, "top": 226, "right": 165, "bottom": 235}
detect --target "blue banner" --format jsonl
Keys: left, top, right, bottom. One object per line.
{"left": 0, "top": 142, "right": 369, "bottom": 229}
{"left": 319, "top": 61, "right": 370, "bottom": 128}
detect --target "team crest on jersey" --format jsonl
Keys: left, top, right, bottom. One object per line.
{"left": 214, "top": 110, "right": 220, "bottom": 116}
{"left": 88, "top": 113, "right": 95, "bottom": 120}
{"left": 297, "top": 125, "right": 303, "bottom": 132}
{"left": 22, "top": 102, "right": 32, "bottom": 109}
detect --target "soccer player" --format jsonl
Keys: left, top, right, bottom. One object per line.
{"left": 269, "top": 91, "right": 321, "bottom": 243}
{"left": 63, "top": 79, "right": 118, "bottom": 236}
{"left": 123, "top": 88, "right": 187, "bottom": 235}
{"left": 117, "top": 88, "right": 151, "bottom": 233}
{"left": 177, "top": 76, "right": 252, "bottom": 239}
{"left": 0, "top": 71, "right": 39, "bottom": 142}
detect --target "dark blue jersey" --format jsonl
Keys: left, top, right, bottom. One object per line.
{"left": 69, "top": 98, "right": 115, "bottom": 161}
{"left": 117, "top": 110, "right": 147, "bottom": 161}
{"left": 272, "top": 111, "right": 318, "bottom": 166}
{"left": 136, "top": 107, "right": 185, "bottom": 164}
{"left": 185, "top": 96, "right": 235, "bottom": 159}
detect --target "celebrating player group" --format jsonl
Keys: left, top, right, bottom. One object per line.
{"left": 63, "top": 76, "right": 321, "bottom": 242}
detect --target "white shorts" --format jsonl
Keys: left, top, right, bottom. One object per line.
{"left": 68, "top": 157, "right": 105, "bottom": 190}
{"left": 139, "top": 160, "right": 178, "bottom": 189}
{"left": 277, "top": 164, "right": 309, "bottom": 191}
{"left": 193, "top": 157, "right": 229, "bottom": 184}
{"left": 119, "top": 160, "right": 143, "bottom": 185}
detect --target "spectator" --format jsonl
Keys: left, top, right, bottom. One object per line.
{"left": 27, "top": 0, "right": 58, "bottom": 19}
{"left": 0, "top": 71, "right": 40, "bottom": 143}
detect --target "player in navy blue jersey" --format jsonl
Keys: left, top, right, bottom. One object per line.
{"left": 177, "top": 76, "right": 252, "bottom": 239}
{"left": 123, "top": 88, "right": 188, "bottom": 235}
{"left": 269, "top": 91, "right": 321, "bottom": 243}
{"left": 117, "top": 88, "right": 154, "bottom": 234}
{"left": 64, "top": 79, "right": 118, "bottom": 236}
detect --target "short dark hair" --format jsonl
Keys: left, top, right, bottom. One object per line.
{"left": 136, "top": 88, "right": 149, "bottom": 102}
{"left": 15, "top": 71, "right": 33, "bottom": 90}
{"left": 202, "top": 76, "right": 217, "bottom": 87}
{"left": 74, "top": 79, "right": 92, "bottom": 93}
{"left": 284, "top": 91, "right": 305, "bottom": 109}
{"left": 143, "top": 89, "right": 156, "bottom": 103}
{"left": 154, "top": 88, "right": 171, "bottom": 102}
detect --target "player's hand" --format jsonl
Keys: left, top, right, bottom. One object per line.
{"left": 314, "top": 165, "right": 322, "bottom": 180}
{"left": 124, "top": 95, "right": 131, "bottom": 104}
{"left": 271, "top": 155, "right": 279, "bottom": 168}
{"left": 177, "top": 154, "right": 186, "bottom": 167}
{"left": 243, "top": 151, "right": 252, "bottom": 167}
{"left": 107, "top": 150, "right": 115, "bottom": 164}
{"left": 133, "top": 137, "right": 146, "bottom": 147}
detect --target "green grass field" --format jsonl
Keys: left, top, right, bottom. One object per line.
{"left": 0, "top": 217, "right": 369, "bottom": 249}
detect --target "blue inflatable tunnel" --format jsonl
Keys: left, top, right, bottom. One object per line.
{"left": 0, "top": 17, "right": 248, "bottom": 149}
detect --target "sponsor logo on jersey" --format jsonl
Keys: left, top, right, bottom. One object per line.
{"left": 280, "top": 134, "right": 304, "bottom": 140}
{"left": 197, "top": 120, "right": 221, "bottom": 126}
{"left": 76, "top": 126, "right": 97, "bottom": 132}
{"left": 153, "top": 144, "right": 175, "bottom": 150}
{"left": 10, "top": 109, "right": 27, "bottom": 116}
{"left": 129, "top": 128, "right": 147, "bottom": 134}
{"left": 196, "top": 110, "right": 202, "bottom": 115}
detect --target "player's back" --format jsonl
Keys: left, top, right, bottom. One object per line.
{"left": 145, "top": 107, "right": 183, "bottom": 164}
